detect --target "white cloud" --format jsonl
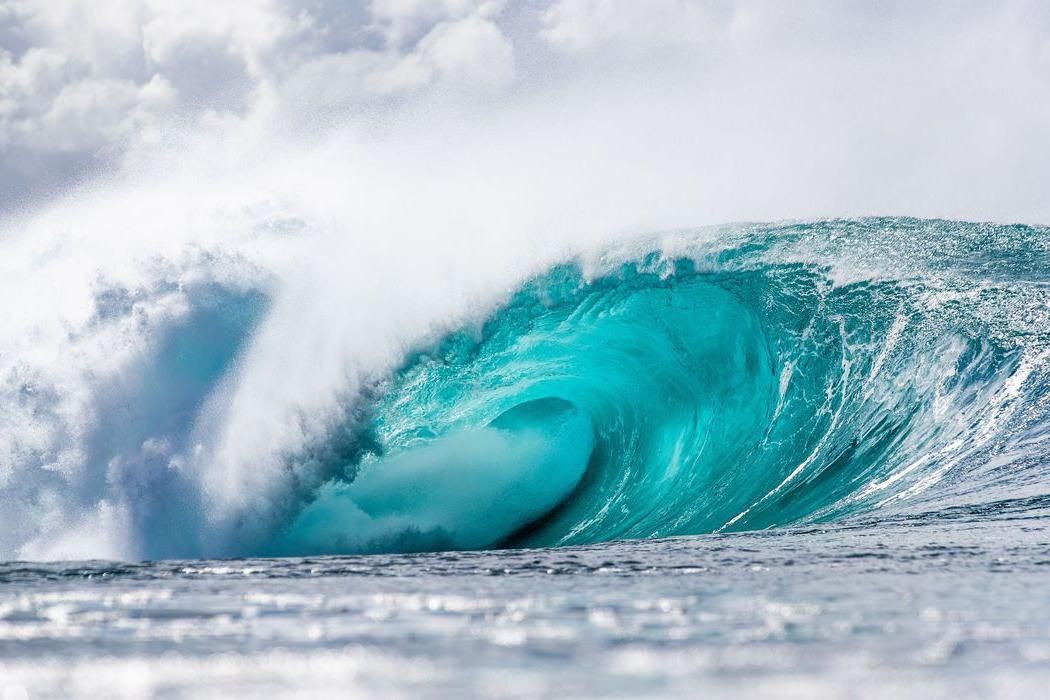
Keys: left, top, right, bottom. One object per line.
{"left": 0, "top": 1, "right": 1048, "bottom": 214}
{"left": 368, "top": 0, "right": 504, "bottom": 47}
{"left": 399, "top": 14, "right": 514, "bottom": 89}
{"left": 540, "top": 0, "right": 727, "bottom": 53}
{"left": 281, "top": 11, "right": 513, "bottom": 113}
{"left": 0, "top": 0, "right": 518, "bottom": 203}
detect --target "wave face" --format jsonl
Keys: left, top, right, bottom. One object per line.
{"left": 273, "top": 219, "right": 1050, "bottom": 555}
{"left": 3, "top": 218, "right": 1049, "bottom": 560}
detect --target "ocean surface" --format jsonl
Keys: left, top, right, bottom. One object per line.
{"left": 3, "top": 512, "right": 1050, "bottom": 698}
{"left": 3, "top": 218, "right": 1050, "bottom": 697}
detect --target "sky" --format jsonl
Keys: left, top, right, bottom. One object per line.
{"left": 2, "top": 0, "right": 1050, "bottom": 222}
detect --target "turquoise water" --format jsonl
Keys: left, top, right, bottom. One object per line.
{"left": 272, "top": 218, "right": 1050, "bottom": 557}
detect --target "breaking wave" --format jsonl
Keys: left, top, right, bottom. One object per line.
{"left": 3, "top": 218, "right": 1049, "bottom": 559}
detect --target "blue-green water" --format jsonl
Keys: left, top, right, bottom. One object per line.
{"left": 273, "top": 218, "right": 1050, "bottom": 559}
{"left": 3, "top": 218, "right": 1050, "bottom": 697}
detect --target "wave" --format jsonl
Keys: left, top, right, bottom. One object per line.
{"left": 273, "top": 218, "right": 1050, "bottom": 554}
{"left": 3, "top": 218, "right": 1049, "bottom": 559}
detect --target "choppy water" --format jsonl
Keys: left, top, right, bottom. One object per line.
{"left": 3, "top": 508, "right": 1050, "bottom": 699}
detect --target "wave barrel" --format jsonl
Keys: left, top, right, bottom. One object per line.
{"left": 272, "top": 398, "right": 594, "bottom": 554}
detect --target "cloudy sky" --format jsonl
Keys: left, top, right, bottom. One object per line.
{"left": 2, "top": 0, "right": 1050, "bottom": 221}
